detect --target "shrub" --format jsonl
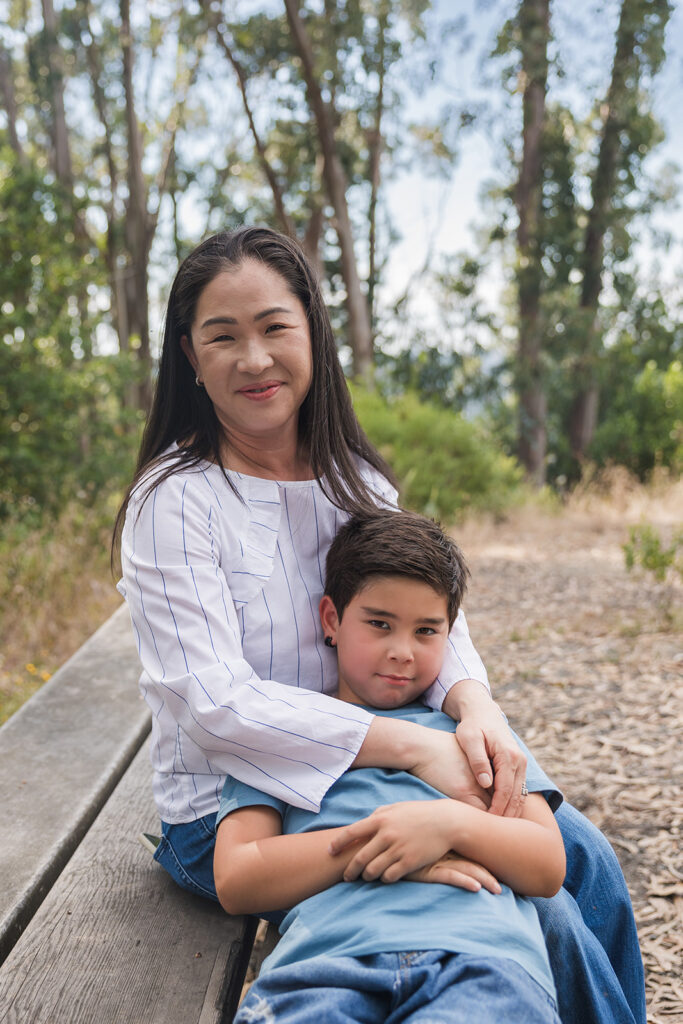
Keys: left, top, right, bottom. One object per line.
{"left": 350, "top": 385, "right": 525, "bottom": 520}
{"left": 623, "top": 524, "right": 683, "bottom": 584}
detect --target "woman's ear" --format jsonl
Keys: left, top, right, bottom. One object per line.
{"left": 319, "top": 594, "right": 340, "bottom": 642}
{"left": 180, "top": 335, "right": 198, "bottom": 374}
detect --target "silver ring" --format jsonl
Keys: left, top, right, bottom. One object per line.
{"left": 521, "top": 782, "right": 528, "bottom": 798}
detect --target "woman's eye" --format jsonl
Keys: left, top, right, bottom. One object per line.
{"left": 265, "top": 322, "right": 287, "bottom": 333}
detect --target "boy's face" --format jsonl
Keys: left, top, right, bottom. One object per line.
{"left": 319, "top": 577, "right": 450, "bottom": 709}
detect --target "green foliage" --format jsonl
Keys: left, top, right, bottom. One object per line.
{"left": 0, "top": 344, "right": 144, "bottom": 522}
{"left": 351, "top": 385, "right": 525, "bottom": 520}
{"left": 540, "top": 292, "right": 683, "bottom": 482}
{"left": 623, "top": 524, "right": 683, "bottom": 583}
{"left": 0, "top": 147, "right": 142, "bottom": 523}
{"left": 590, "top": 359, "right": 682, "bottom": 478}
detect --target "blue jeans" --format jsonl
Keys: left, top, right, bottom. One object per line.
{"left": 235, "top": 950, "right": 560, "bottom": 1024}
{"left": 155, "top": 803, "right": 646, "bottom": 1024}
{"left": 154, "top": 814, "right": 284, "bottom": 924}
{"left": 533, "top": 802, "right": 646, "bottom": 1024}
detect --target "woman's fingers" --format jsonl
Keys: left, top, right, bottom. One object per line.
{"left": 455, "top": 715, "right": 528, "bottom": 817}
{"left": 488, "top": 745, "right": 527, "bottom": 818}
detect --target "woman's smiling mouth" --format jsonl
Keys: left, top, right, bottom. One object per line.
{"left": 237, "top": 381, "right": 283, "bottom": 400}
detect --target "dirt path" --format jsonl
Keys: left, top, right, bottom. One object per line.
{"left": 455, "top": 486, "right": 682, "bottom": 1024}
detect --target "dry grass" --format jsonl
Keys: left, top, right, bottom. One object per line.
{"left": 0, "top": 502, "right": 122, "bottom": 725}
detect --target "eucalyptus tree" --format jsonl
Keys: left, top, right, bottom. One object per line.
{"left": 197, "top": 0, "right": 433, "bottom": 377}
{"left": 493, "top": 0, "right": 673, "bottom": 483}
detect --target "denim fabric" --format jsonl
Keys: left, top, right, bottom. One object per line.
{"left": 533, "top": 802, "right": 646, "bottom": 1024}
{"left": 153, "top": 813, "right": 285, "bottom": 925}
{"left": 154, "top": 813, "right": 219, "bottom": 901}
{"left": 155, "top": 801, "right": 647, "bottom": 1024}
{"left": 235, "top": 950, "right": 561, "bottom": 1024}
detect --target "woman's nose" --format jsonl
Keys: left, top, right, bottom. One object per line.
{"left": 237, "top": 338, "right": 275, "bottom": 374}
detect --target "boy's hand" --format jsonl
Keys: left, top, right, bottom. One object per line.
{"left": 329, "top": 799, "right": 459, "bottom": 883}
{"left": 406, "top": 853, "right": 501, "bottom": 894}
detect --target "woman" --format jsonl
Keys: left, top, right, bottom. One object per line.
{"left": 114, "top": 228, "right": 644, "bottom": 1024}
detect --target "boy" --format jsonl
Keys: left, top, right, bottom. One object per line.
{"left": 214, "top": 509, "right": 566, "bottom": 1023}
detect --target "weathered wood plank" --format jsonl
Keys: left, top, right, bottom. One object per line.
{"left": 0, "top": 743, "right": 256, "bottom": 1024}
{"left": 0, "top": 605, "right": 150, "bottom": 962}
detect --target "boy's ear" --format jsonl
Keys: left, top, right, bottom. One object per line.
{"left": 319, "top": 595, "right": 340, "bottom": 641}
{"left": 180, "top": 334, "right": 198, "bottom": 373}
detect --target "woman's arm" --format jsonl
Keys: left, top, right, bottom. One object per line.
{"left": 353, "top": 715, "right": 491, "bottom": 810}
{"left": 331, "top": 794, "right": 566, "bottom": 898}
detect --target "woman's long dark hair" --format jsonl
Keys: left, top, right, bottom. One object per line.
{"left": 112, "top": 227, "right": 396, "bottom": 565}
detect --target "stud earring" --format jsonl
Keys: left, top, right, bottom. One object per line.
{"left": 324, "top": 636, "right": 336, "bottom": 648}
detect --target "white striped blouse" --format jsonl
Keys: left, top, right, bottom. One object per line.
{"left": 118, "top": 450, "right": 489, "bottom": 824}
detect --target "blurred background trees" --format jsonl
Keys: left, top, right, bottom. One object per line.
{"left": 0, "top": 0, "right": 681, "bottom": 528}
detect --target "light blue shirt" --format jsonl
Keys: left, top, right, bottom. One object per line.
{"left": 219, "top": 703, "right": 562, "bottom": 999}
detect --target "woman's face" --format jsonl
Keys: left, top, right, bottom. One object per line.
{"left": 182, "top": 259, "right": 313, "bottom": 453}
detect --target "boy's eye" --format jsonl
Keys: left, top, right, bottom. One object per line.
{"left": 416, "top": 627, "right": 437, "bottom": 636}
{"left": 368, "top": 619, "right": 390, "bottom": 630}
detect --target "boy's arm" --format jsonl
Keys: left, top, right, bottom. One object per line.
{"left": 214, "top": 802, "right": 503, "bottom": 916}
{"left": 329, "top": 793, "right": 566, "bottom": 898}
{"left": 214, "top": 804, "right": 363, "bottom": 915}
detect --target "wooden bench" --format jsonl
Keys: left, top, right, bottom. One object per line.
{"left": 0, "top": 606, "right": 257, "bottom": 1023}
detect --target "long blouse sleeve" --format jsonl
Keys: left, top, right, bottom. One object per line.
{"left": 119, "top": 463, "right": 372, "bottom": 820}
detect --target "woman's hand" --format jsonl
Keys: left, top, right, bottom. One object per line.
{"left": 443, "top": 680, "right": 527, "bottom": 818}
{"left": 329, "top": 799, "right": 460, "bottom": 883}
{"left": 354, "top": 715, "right": 491, "bottom": 810}
{"left": 406, "top": 853, "right": 502, "bottom": 894}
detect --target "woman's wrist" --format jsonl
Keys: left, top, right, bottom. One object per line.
{"left": 353, "top": 715, "right": 427, "bottom": 773}
{"left": 442, "top": 678, "right": 496, "bottom": 722}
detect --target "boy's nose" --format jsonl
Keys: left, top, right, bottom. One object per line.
{"left": 388, "top": 640, "right": 415, "bottom": 663}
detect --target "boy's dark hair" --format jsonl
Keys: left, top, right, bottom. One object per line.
{"left": 324, "top": 510, "right": 469, "bottom": 628}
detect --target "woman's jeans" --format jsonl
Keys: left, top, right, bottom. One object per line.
{"left": 532, "top": 802, "right": 646, "bottom": 1024}
{"left": 235, "top": 951, "right": 561, "bottom": 1024}
{"left": 155, "top": 803, "right": 647, "bottom": 1024}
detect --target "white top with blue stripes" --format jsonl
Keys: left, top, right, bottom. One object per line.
{"left": 118, "top": 450, "right": 489, "bottom": 823}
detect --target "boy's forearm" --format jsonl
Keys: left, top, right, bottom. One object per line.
{"left": 215, "top": 825, "right": 359, "bottom": 915}
{"left": 446, "top": 802, "right": 565, "bottom": 897}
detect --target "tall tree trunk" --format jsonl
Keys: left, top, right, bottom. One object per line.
{"left": 0, "top": 45, "right": 25, "bottom": 161}
{"left": 204, "top": 5, "right": 296, "bottom": 241}
{"left": 40, "top": 0, "right": 73, "bottom": 187}
{"left": 514, "top": 0, "right": 550, "bottom": 486}
{"left": 120, "top": 0, "right": 152, "bottom": 409}
{"left": 569, "top": 0, "right": 670, "bottom": 461}
{"left": 367, "top": 3, "right": 388, "bottom": 337}
{"left": 284, "top": 0, "right": 373, "bottom": 379}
